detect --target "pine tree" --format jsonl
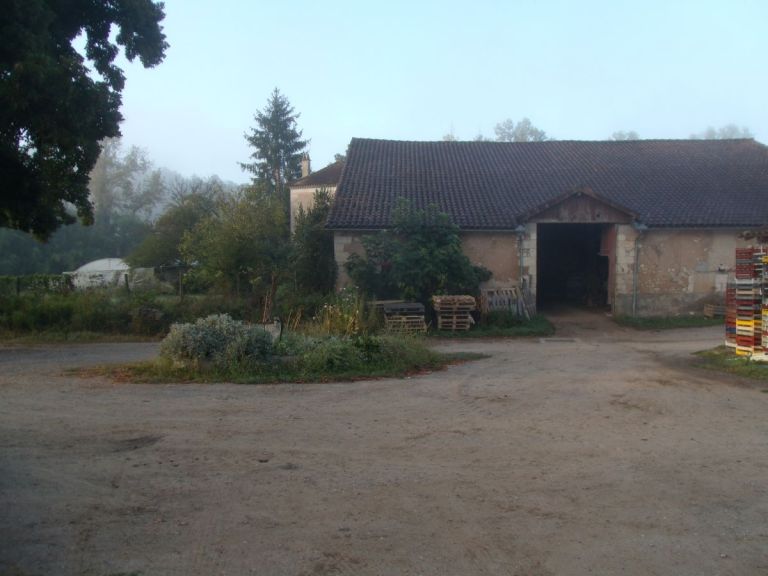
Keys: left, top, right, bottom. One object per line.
{"left": 240, "top": 88, "right": 308, "bottom": 210}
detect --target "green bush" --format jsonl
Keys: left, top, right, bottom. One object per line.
{"left": 345, "top": 199, "right": 491, "bottom": 304}
{"left": 301, "top": 337, "right": 363, "bottom": 372}
{"left": 0, "top": 293, "right": 117, "bottom": 333}
{"left": 222, "top": 327, "right": 274, "bottom": 368}
{"left": 160, "top": 314, "right": 272, "bottom": 368}
{"left": 0, "top": 274, "right": 72, "bottom": 296}
{"left": 482, "top": 310, "right": 523, "bottom": 328}
{"left": 69, "top": 293, "right": 132, "bottom": 332}
{"left": 297, "top": 334, "right": 433, "bottom": 375}
{"left": 272, "top": 331, "right": 318, "bottom": 356}
{"left": 6, "top": 295, "right": 73, "bottom": 331}
{"left": 0, "top": 291, "right": 260, "bottom": 336}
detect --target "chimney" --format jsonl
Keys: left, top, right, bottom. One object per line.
{"left": 300, "top": 153, "right": 311, "bottom": 178}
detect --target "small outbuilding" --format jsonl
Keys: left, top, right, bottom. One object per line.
{"left": 66, "top": 258, "right": 131, "bottom": 290}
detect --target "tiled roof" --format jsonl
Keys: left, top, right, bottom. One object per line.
{"left": 289, "top": 161, "right": 344, "bottom": 187}
{"left": 326, "top": 138, "right": 768, "bottom": 230}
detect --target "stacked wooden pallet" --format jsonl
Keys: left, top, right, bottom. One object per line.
{"left": 479, "top": 286, "right": 531, "bottom": 320}
{"left": 432, "top": 295, "right": 476, "bottom": 331}
{"left": 382, "top": 302, "right": 427, "bottom": 334}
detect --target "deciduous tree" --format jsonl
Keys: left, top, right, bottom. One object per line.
{"left": 291, "top": 189, "right": 337, "bottom": 295}
{"left": 346, "top": 200, "right": 491, "bottom": 304}
{"left": 610, "top": 130, "right": 640, "bottom": 141}
{"left": 0, "top": 139, "right": 165, "bottom": 273}
{"left": 0, "top": 0, "right": 168, "bottom": 239}
{"left": 182, "top": 187, "right": 289, "bottom": 321}
{"left": 89, "top": 139, "right": 166, "bottom": 224}
{"left": 690, "top": 124, "right": 753, "bottom": 139}
{"left": 128, "top": 184, "right": 219, "bottom": 269}
{"left": 494, "top": 118, "right": 548, "bottom": 142}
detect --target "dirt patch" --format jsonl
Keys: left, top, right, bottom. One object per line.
{"left": 111, "top": 434, "right": 164, "bottom": 452}
{"left": 1, "top": 313, "right": 767, "bottom": 575}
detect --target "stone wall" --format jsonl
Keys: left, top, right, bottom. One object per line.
{"left": 334, "top": 231, "right": 524, "bottom": 290}
{"left": 611, "top": 224, "right": 639, "bottom": 315}
{"left": 334, "top": 232, "right": 366, "bottom": 288}
{"left": 613, "top": 228, "right": 747, "bottom": 316}
{"left": 289, "top": 185, "right": 336, "bottom": 233}
{"left": 460, "top": 232, "right": 520, "bottom": 287}
{"left": 334, "top": 225, "right": 749, "bottom": 317}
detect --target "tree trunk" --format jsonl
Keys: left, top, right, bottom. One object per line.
{"left": 273, "top": 166, "right": 281, "bottom": 198}
{"left": 261, "top": 272, "right": 278, "bottom": 323}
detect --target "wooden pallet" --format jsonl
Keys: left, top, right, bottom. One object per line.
{"left": 432, "top": 295, "right": 480, "bottom": 331}
{"left": 703, "top": 304, "right": 726, "bottom": 318}
{"left": 432, "top": 295, "right": 476, "bottom": 311}
{"left": 479, "top": 289, "right": 514, "bottom": 312}
{"left": 384, "top": 314, "right": 427, "bottom": 334}
{"left": 371, "top": 299, "right": 407, "bottom": 312}
{"left": 383, "top": 302, "right": 425, "bottom": 315}
{"left": 436, "top": 314, "right": 474, "bottom": 331}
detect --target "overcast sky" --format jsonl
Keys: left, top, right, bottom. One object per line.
{"left": 116, "top": 0, "right": 768, "bottom": 183}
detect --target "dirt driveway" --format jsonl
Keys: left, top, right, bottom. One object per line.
{"left": 1, "top": 311, "right": 767, "bottom": 576}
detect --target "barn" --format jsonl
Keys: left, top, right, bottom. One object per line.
{"left": 319, "top": 138, "right": 768, "bottom": 316}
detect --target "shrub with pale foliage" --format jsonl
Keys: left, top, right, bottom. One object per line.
{"left": 160, "top": 314, "right": 272, "bottom": 368}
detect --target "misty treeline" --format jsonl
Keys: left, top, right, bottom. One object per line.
{"left": 0, "top": 139, "right": 234, "bottom": 275}
{"left": 611, "top": 124, "right": 753, "bottom": 141}
{"left": 443, "top": 117, "right": 549, "bottom": 142}
{"left": 444, "top": 119, "right": 754, "bottom": 143}
{"left": 1, "top": 88, "right": 337, "bottom": 322}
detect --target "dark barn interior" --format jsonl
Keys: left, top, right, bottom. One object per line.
{"left": 536, "top": 223, "right": 610, "bottom": 309}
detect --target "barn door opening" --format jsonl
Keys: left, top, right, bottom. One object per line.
{"left": 536, "top": 223, "right": 613, "bottom": 310}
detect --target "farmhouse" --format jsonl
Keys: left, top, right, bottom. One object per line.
{"left": 293, "top": 138, "right": 768, "bottom": 316}
{"left": 289, "top": 154, "right": 345, "bottom": 233}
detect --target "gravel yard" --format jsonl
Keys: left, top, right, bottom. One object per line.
{"left": 1, "top": 311, "right": 766, "bottom": 576}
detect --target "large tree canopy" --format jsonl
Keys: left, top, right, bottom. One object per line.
{"left": 346, "top": 200, "right": 491, "bottom": 304}
{"left": 0, "top": 0, "right": 168, "bottom": 239}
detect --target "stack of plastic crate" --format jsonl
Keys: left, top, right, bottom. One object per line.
{"left": 724, "top": 278, "right": 737, "bottom": 349}
{"left": 755, "top": 248, "right": 767, "bottom": 356}
{"left": 734, "top": 248, "right": 760, "bottom": 356}
{"left": 757, "top": 249, "right": 768, "bottom": 360}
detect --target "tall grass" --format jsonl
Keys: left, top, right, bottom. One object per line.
{"left": 0, "top": 292, "right": 254, "bottom": 336}
{"left": 307, "top": 288, "right": 380, "bottom": 337}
